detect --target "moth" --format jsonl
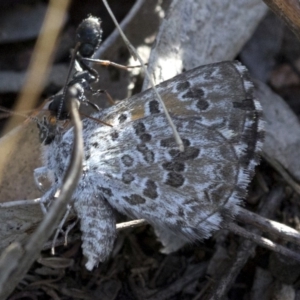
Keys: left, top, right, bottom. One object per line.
{"left": 37, "top": 60, "right": 264, "bottom": 270}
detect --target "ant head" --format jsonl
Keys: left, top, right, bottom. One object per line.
{"left": 76, "top": 15, "right": 102, "bottom": 58}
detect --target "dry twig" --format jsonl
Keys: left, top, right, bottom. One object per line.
{"left": 263, "top": 0, "right": 300, "bottom": 41}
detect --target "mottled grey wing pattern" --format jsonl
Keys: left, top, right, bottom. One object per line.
{"left": 45, "top": 61, "right": 264, "bottom": 270}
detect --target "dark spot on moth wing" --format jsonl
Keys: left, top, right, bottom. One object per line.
{"left": 92, "top": 142, "right": 99, "bottom": 148}
{"left": 97, "top": 186, "right": 113, "bottom": 197}
{"left": 149, "top": 100, "right": 160, "bottom": 114}
{"left": 194, "top": 88, "right": 205, "bottom": 97}
{"left": 183, "top": 138, "right": 191, "bottom": 147}
{"left": 123, "top": 194, "right": 146, "bottom": 205}
{"left": 122, "top": 171, "right": 134, "bottom": 184}
{"left": 121, "top": 155, "right": 134, "bottom": 167}
{"left": 140, "top": 133, "right": 152, "bottom": 143}
{"left": 182, "top": 87, "right": 205, "bottom": 99}
{"left": 165, "top": 172, "right": 185, "bottom": 188}
{"left": 160, "top": 137, "right": 175, "bottom": 148}
{"left": 196, "top": 99, "right": 209, "bottom": 111}
{"left": 169, "top": 147, "right": 200, "bottom": 161}
{"left": 143, "top": 179, "right": 158, "bottom": 199}
{"left": 161, "top": 138, "right": 190, "bottom": 148}
{"left": 137, "top": 143, "right": 147, "bottom": 152}
{"left": 176, "top": 81, "right": 191, "bottom": 92}
{"left": 58, "top": 166, "right": 64, "bottom": 176}
{"left": 137, "top": 144, "right": 155, "bottom": 163}
{"left": 110, "top": 131, "right": 119, "bottom": 141}
{"left": 162, "top": 161, "right": 185, "bottom": 172}
{"left": 144, "top": 150, "right": 155, "bottom": 163}
{"left": 118, "top": 113, "right": 127, "bottom": 124}
{"left": 233, "top": 99, "right": 256, "bottom": 111}
{"left": 134, "top": 122, "right": 146, "bottom": 135}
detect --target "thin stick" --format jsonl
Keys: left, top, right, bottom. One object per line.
{"left": 263, "top": 0, "right": 300, "bottom": 41}
{"left": 57, "top": 43, "right": 81, "bottom": 119}
{"left": 262, "top": 152, "right": 300, "bottom": 195}
{"left": 0, "top": 0, "right": 71, "bottom": 187}
{"left": 51, "top": 205, "right": 72, "bottom": 255}
{"left": 226, "top": 222, "right": 300, "bottom": 262}
{"left": 237, "top": 207, "right": 300, "bottom": 247}
{"left": 64, "top": 220, "right": 78, "bottom": 246}
{"left": 0, "top": 86, "right": 83, "bottom": 299}
{"left": 102, "top": 0, "right": 184, "bottom": 152}
{"left": 116, "top": 219, "right": 147, "bottom": 230}
{"left": 94, "top": 0, "right": 145, "bottom": 59}
{"left": 0, "top": 198, "right": 41, "bottom": 207}
{"left": 206, "top": 185, "right": 284, "bottom": 299}
{"left": 43, "top": 218, "right": 147, "bottom": 250}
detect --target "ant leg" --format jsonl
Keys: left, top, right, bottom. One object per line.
{"left": 77, "top": 56, "right": 99, "bottom": 84}
{"left": 94, "top": 89, "right": 115, "bottom": 105}
{"left": 83, "top": 86, "right": 114, "bottom": 106}
{"left": 79, "top": 112, "right": 113, "bottom": 128}
{"left": 83, "top": 100, "right": 101, "bottom": 112}
{"left": 68, "top": 78, "right": 113, "bottom": 109}
{"left": 81, "top": 57, "right": 145, "bottom": 70}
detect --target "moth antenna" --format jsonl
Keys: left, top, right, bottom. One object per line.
{"left": 0, "top": 105, "right": 47, "bottom": 131}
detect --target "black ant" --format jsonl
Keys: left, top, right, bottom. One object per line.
{"left": 40, "top": 15, "right": 141, "bottom": 144}
{"left": 52, "top": 15, "right": 141, "bottom": 120}
{"left": 54, "top": 15, "right": 104, "bottom": 120}
{"left": 39, "top": 16, "right": 107, "bottom": 145}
